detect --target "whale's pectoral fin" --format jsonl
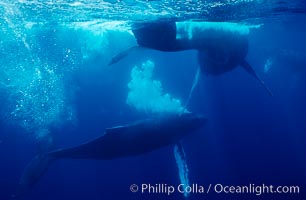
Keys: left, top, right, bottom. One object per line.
{"left": 13, "top": 155, "right": 54, "bottom": 198}
{"left": 241, "top": 60, "right": 273, "bottom": 96}
{"left": 174, "top": 143, "right": 190, "bottom": 198}
{"left": 184, "top": 66, "right": 201, "bottom": 112}
{"left": 108, "top": 46, "right": 147, "bottom": 66}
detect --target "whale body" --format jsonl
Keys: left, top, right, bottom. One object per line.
{"left": 48, "top": 113, "right": 205, "bottom": 159}
{"left": 14, "top": 113, "right": 206, "bottom": 198}
{"left": 110, "top": 21, "right": 272, "bottom": 96}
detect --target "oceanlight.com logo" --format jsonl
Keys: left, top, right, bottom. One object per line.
{"left": 213, "top": 183, "right": 300, "bottom": 196}
{"left": 129, "top": 183, "right": 300, "bottom": 196}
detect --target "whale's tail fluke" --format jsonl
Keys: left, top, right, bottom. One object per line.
{"left": 12, "top": 154, "right": 54, "bottom": 199}
{"left": 240, "top": 60, "right": 273, "bottom": 96}
{"left": 13, "top": 130, "right": 55, "bottom": 199}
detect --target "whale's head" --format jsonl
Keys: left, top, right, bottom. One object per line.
{"left": 158, "top": 112, "right": 206, "bottom": 142}
{"left": 146, "top": 112, "right": 206, "bottom": 146}
{"left": 177, "top": 112, "right": 207, "bottom": 133}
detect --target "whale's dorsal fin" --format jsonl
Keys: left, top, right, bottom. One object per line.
{"left": 108, "top": 46, "right": 147, "bottom": 66}
{"left": 240, "top": 60, "right": 273, "bottom": 96}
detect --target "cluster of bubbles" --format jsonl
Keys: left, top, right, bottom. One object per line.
{"left": 0, "top": 4, "right": 78, "bottom": 139}
{"left": 68, "top": 20, "right": 135, "bottom": 63}
{"left": 127, "top": 60, "right": 190, "bottom": 198}
{"left": 0, "top": 11, "right": 135, "bottom": 139}
{"left": 127, "top": 60, "right": 185, "bottom": 114}
{"left": 0, "top": 33, "right": 67, "bottom": 137}
{"left": 6, "top": 63, "right": 66, "bottom": 133}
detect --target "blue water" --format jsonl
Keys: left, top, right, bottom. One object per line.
{"left": 0, "top": 1, "right": 306, "bottom": 200}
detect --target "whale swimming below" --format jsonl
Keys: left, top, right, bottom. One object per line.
{"left": 109, "top": 21, "right": 273, "bottom": 97}
{"left": 13, "top": 113, "right": 206, "bottom": 198}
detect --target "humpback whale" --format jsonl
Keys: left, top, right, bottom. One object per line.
{"left": 109, "top": 21, "right": 272, "bottom": 96}
{"left": 13, "top": 113, "right": 206, "bottom": 198}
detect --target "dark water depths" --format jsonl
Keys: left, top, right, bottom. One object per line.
{"left": 0, "top": 1, "right": 306, "bottom": 200}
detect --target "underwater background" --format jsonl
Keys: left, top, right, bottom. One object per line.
{"left": 0, "top": 0, "right": 305, "bottom": 200}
